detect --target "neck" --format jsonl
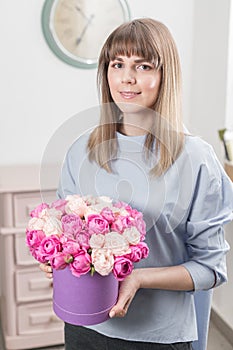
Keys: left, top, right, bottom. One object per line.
{"left": 119, "top": 111, "right": 154, "bottom": 136}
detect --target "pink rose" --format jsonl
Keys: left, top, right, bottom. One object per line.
{"left": 133, "top": 217, "right": 146, "bottom": 240}
{"left": 30, "top": 203, "right": 49, "bottom": 218}
{"left": 113, "top": 256, "right": 133, "bottom": 281}
{"left": 51, "top": 199, "right": 67, "bottom": 214}
{"left": 50, "top": 252, "right": 69, "bottom": 269}
{"left": 37, "top": 235, "right": 62, "bottom": 261}
{"left": 137, "top": 242, "right": 149, "bottom": 259}
{"left": 125, "top": 246, "right": 142, "bottom": 263}
{"left": 87, "top": 214, "right": 109, "bottom": 235}
{"left": 126, "top": 208, "right": 142, "bottom": 218}
{"left": 100, "top": 207, "right": 115, "bottom": 224}
{"left": 26, "top": 229, "right": 45, "bottom": 249}
{"left": 113, "top": 201, "right": 129, "bottom": 209}
{"left": 70, "top": 250, "right": 91, "bottom": 277}
{"left": 31, "top": 248, "right": 48, "bottom": 264}
{"left": 62, "top": 214, "right": 83, "bottom": 238}
{"left": 62, "top": 239, "right": 80, "bottom": 255}
{"left": 75, "top": 230, "right": 91, "bottom": 249}
{"left": 91, "top": 248, "right": 114, "bottom": 276}
{"left": 111, "top": 216, "right": 131, "bottom": 233}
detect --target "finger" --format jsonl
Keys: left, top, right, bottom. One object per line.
{"left": 39, "top": 263, "right": 53, "bottom": 274}
{"left": 46, "top": 272, "right": 53, "bottom": 279}
{"left": 109, "top": 295, "right": 132, "bottom": 318}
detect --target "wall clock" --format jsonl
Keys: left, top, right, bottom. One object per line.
{"left": 41, "top": 0, "right": 130, "bottom": 69}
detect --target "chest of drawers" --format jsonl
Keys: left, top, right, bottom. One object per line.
{"left": 0, "top": 165, "right": 64, "bottom": 349}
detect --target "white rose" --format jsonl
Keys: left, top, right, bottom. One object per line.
{"left": 40, "top": 207, "right": 62, "bottom": 220}
{"left": 43, "top": 216, "right": 63, "bottom": 236}
{"left": 84, "top": 207, "right": 99, "bottom": 220}
{"left": 123, "top": 227, "right": 140, "bottom": 245}
{"left": 89, "top": 234, "right": 105, "bottom": 249}
{"left": 104, "top": 232, "right": 130, "bottom": 256}
{"left": 28, "top": 217, "right": 45, "bottom": 231}
{"left": 92, "top": 249, "right": 114, "bottom": 276}
{"left": 65, "top": 195, "right": 88, "bottom": 217}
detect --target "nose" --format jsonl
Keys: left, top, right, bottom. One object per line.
{"left": 121, "top": 69, "right": 136, "bottom": 84}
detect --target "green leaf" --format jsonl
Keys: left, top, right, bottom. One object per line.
{"left": 218, "top": 128, "right": 226, "bottom": 141}
{"left": 90, "top": 266, "right": 95, "bottom": 276}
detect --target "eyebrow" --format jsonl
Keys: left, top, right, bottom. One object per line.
{"left": 112, "top": 56, "right": 151, "bottom": 63}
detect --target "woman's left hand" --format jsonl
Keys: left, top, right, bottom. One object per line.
{"left": 109, "top": 269, "right": 141, "bottom": 318}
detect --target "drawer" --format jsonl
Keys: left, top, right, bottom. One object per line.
{"left": 13, "top": 190, "right": 56, "bottom": 227}
{"left": 15, "top": 232, "right": 38, "bottom": 266}
{"left": 17, "top": 301, "right": 63, "bottom": 335}
{"left": 15, "top": 268, "right": 53, "bottom": 303}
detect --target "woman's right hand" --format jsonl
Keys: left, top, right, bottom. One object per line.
{"left": 39, "top": 263, "right": 53, "bottom": 279}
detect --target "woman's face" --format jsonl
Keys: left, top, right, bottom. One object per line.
{"left": 107, "top": 55, "right": 161, "bottom": 114}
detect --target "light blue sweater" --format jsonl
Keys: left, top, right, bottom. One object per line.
{"left": 57, "top": 131, "right": 233, "bottom": 347}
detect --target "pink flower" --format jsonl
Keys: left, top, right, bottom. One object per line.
{"left": 30, "top": 203, "right": 49, "bottom": 218}
{"left": 75, "top": 230, "right": 91, "bottom": 249}
{"left": 87, "top": 214, "right": 109, "bottom": 235}
{"left": 111, "top": 216, "right": 131, "bottom": 233}
{"left": 26, "top": 229, "right": 45, "bottom": 249}
{"left": 31, "top": 248, "right": 48, "bottom": 264}
{"left": 133, "top": 217, "right": 146, "bottom": 240}
{"left": 50, "top": 252, "right": 69, "bottom": 269}
{"left": 113, "top": 201, "right": 129, "bottom": 209}
{"left": 62, "top": 239, "right": 80, "bottom": 255}
{"left": 125, "top": 246, "right": 142, "bottom": 263}
{"left": 91, "top": 249, "right": 114, "bottom": 276}
{"left": 137, "top": 242, "right": 149, "bottom": 259}
{"left": 100, "top": 207, "right": 115, "bottom": 224}
{"left": 104, "top": 232, "right": 130, "bottom": 256}
{"left": 62, "top": 214, "right": 83, "bottom": 237}
{"left": 51, "top": 199, "right": 67, "bottom": 214}
{"left": 113, "top": 256, "right": 133, "bottom": 281}
{"left": 70, "top": 250, "right": 91, "bottom": 277}
{"left": 37, "top": 235, "right": 62, "bottom": 261}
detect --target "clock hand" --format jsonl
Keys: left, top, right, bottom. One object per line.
{"left": 76, "top": 14, "right": 95, "bottom": 46}
{"left": 75, "top": 5, "right": 89, "bottom": 20}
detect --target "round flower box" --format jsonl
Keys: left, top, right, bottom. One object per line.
{"left": 53, "top": 267, "right": 119, "bottom": 325}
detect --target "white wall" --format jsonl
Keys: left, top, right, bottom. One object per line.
{"left": 188, "top": 0, "right": 231, "bottom": 160}
{"left": 0, "top": 0, "right": 194, "bottom": 166}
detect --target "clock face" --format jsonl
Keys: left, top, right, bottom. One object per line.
{"left": 42, "top": 0, "right": 130, "bottom": 68}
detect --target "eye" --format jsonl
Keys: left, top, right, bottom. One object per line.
{"left": 111, "top": 62, "right": 123, "bottom": 69}
{"left": 138, "top": 64, "right": 153, "bottom": 71}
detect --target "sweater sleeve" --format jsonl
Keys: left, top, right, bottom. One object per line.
{"left": 182, "top": 146, "right": 233, "bottom": 291}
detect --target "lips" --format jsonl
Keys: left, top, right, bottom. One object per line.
{"left": 119, "top": 91, "right": 141, "bottom": 99}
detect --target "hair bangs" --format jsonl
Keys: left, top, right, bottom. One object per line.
{"left": 105, "top": 21, "right": 161, "bottom": 68}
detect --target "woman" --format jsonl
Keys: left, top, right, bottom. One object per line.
{"left": 41, "top": 18, "right": 233, "bottom": 350}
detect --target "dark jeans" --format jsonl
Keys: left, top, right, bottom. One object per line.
{"left": 65, "top": 323, "right": 193, "bottom": 350}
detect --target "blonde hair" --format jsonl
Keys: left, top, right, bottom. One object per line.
{"left": 88, "top": 18, "right": 184, "bottom": 176}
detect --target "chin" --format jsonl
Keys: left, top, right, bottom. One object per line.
{"left": 115, "top": 101, "right": 147, "bottom": 114}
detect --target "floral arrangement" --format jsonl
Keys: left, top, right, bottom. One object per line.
{"left": 26, "top": 195, "right": 149, "bottom": 281}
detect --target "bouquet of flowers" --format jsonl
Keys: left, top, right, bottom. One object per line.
{"left": 26, "top": 194, "right": 149, "bottom": 281}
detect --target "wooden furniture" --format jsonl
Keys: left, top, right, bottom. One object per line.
{"left": 224, "top": 161, "right": 233, "bottom": 181}
{"left": 0, "top": 165, "right": 64, "bottom": 349}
